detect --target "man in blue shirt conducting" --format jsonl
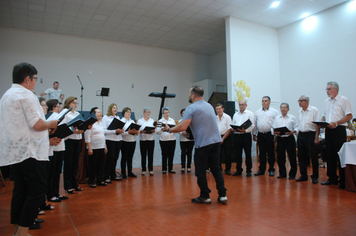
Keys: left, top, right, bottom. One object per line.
{"left": 164, "top": 86, "right": 227, "bottom": 204}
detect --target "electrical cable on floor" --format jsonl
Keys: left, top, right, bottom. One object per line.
{"left": 62, "top": 201, "right": 80, "bottom": 236}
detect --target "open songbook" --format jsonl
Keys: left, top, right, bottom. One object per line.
{"left": 67, "top": 113, "right": 97, "bottom": 131}
{"left": 125, "top": 123, "right": 141, "bottom": 135}
{"left": 312, "top": 121, "right": 330, "bottom": 128}
{"left": 269, "top": 123, "right": 291, "bottom": 135}
{"left": 49, "top": 124, "right": 74, "bottom": 139}
{"left": 46, "top": 107, "right": 73, "bottom": 122}
{"left": 230, "top": 119, "right": 252, "bottom": 131}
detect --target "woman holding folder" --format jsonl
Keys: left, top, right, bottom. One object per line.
{"left": 102, "top": 103, "right": 124, "bottom": 183}
{"left": 84, "top": 107, "right": 107, "bottom": 187}
{"left": 62, "top": 97, "right": 84, "bottom": 194}
{"left": 137, "top": 108, "right": 155, "bottom": 175}
{"left": 121, "top": 107, "right": 139, "bottom": 178}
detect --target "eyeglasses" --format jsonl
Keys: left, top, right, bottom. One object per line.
{"left": 41, "top": 104, "right": 47, "bottom": 107}
{"left": 298, "top": 100, "right": 306, "bottom": 102}
{"left": 31, "top": 76, "right": 38, "bottom": 82}
{"left": 72, "top": 102, "right": 78, "bottom": 105}
{"left": 325, "top": 88, "right": 335, "bottom": 91}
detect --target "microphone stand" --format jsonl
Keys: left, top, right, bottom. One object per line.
{"left": 77, "top": 76, "right": 84, "bottom": 111}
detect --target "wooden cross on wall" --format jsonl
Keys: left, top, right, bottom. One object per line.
{"left": 149, "top": 86, "right": 176, "bottom": 120}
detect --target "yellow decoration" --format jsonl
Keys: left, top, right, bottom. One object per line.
{"left": 233, "top": 80, "right": 251, "bottom": 102}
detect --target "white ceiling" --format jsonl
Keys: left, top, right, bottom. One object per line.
{"left": 0, "top": 0, "right": 348, "bottom": 55}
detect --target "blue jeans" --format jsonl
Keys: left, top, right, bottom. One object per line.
{"left": 194, "top": 143, "right": 227, "bottom": 198}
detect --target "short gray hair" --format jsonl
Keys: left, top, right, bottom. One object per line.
{"left": 299, "top": 95, "right": 310, "bottom": 102}
{"left": 162, "top": 106, "right": 170, "bottom": 113}
{"left": 327, "top": 81, "right": 339, "bottom": 92}
{"left": 280, "top": 102, "right": 289, "bottom": 109}
{"left": 143, "top": 107, "right": 150, "bottom": 113}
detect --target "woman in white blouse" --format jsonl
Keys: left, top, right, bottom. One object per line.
{"left": 156, "top": 107, "right": 176, "bottom": 174}
{"left": 137, "top": 108, "right": 155, "bottom": 175}
{"left": 178, "top": 108, "right": 194, "bottom": 173}
{"left": 62, "top": 97, "right": 84, "bottom": 194}
{"left": 121, "top": 107, "right": 139, "bottom": 178}
{"left": 85, "top": 107, "right": 107, "bottom": 188}
{"left": 102, "top": 103, "right": 124, "bottom": 183}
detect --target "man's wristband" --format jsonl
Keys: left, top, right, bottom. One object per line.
{"left": 167, "top": 128, "right": 170, "bottom": 133}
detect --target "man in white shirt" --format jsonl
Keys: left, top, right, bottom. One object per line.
{"left": 0, "top": 63, "right": 58, "bottom": 236}
{"left": 224, "top": 100, "right": 255, "bottom": 177}
{"left": 296, "top": 95, "right": 319, "bottom": 183}
{"left": 273, "top": 103, "right": 297, "bottom": 179}
{"left": 216, "top": 103, "right": 232, "bottom": 175}
{"left": 253, "top": 96, "right": 279, "bottom": 177}
{"left": 317, "top": 81, "right": 352, "bottom": 189}
{"left": 40, "top": 81, "right": 64, "bottom": 103}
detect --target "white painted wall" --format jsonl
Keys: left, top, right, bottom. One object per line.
{"left": 279, "top": 1, "right": 356, "bottom": 116}
{"left": 225, "top": 16, "right": 281, "bottom": 113}
{"left": 0, "top": 27, "right": 211, "bottom": 169}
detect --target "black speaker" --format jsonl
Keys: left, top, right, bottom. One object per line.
{"left": 220, "top": 101, "right": 235, "bottom": 119}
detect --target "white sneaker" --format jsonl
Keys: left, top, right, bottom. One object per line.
{"left": 218, "top": 196, "right": 227, "bottom": 205}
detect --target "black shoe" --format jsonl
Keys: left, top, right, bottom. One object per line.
{"left": 312, "top": 177, "right": 318, "bottom": 184}
{"left": 97, "top": 182, "right": 107, "bottom": 186}
{"left": 232, "top": 171, "right": 242, "bottom": 176}
{"left": 218, "top": 196, "right": 228, "bottom": 205}
{"left": 169, "top": 170, "right": 176, "bottom": 174}
{"left": 277, "top": 175, "right": 286, "bottom": 179}
{"left": 289, "top": 176, "right": 295, "bottom": 180}
{"left": 65, "top": 189, "right": 75, "bottom": 194}
{"left": 321, "top": 180, "right": 338, "bottom": 185}
{"left": 191, "top": 196, "right": 211, "bottom": 204}
{"left": 246, "top": 172, "right": 252, "bottom": 177}
{"left": 296, "top": 176, "right": 308, "bottom": 182}
{"left": 162, "top": 171, "right": 167, "bottom": 174}
{"left": 48, "top": 197, "right": 61, "bottom": 202}
{"left": 57, "top": 195, "right": 68, "bottom": 200}
{"left": 338, "top": 184, "right": 346, "bottom": 189}
{"left": 269, "top": 171, "right": 275, "bottom": 177}
{"left": 89, "top": 183, "right": 97, "bottom": 188}
{"left": 128, "top": 173, "right": 137, "bottom": 178}
{"left": 225, "top": 170, "right": 231, "bottom": 175}
{"left": 34, "top": 219, "right": 44, "bottom": 224}
{"left": 74, "top": 186, "right": 83, "bottom": 191}
{"left": 254, "top": 171, "right": 265, "bottom": 176}
{"left": 29, "top": 222, "right": 42, "bottom": 230}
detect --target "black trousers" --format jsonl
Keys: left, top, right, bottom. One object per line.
{"left": 277, "top": 136, "right": 297, "bottom": 178}
{"left": 63, "top": 139, "right": 81, "bottom": 190}
{"left": 140, "top": 140, "right": 155, "bottom": 172}
{"left": 121, "top": 141, "right": 136, "bottom": 175}
{"left": 233, "top": 133, "right": 253, "bottom": 173}
{"left": 257, "top": 132, "right": 275, "bottom": 172}
{"left": 325, "top": 126, "right": 346, "bottom": 185}
{"left": 180, "top": 141, "right": 194, "bottom": 169}
{"left": 88, "top": 148, "right": 105, "bottom": 184}
{"left": 297, "top": 131, "right": 319, "bottom": 178}
{"left": 105, "top": 140, "right": 122, "bottom": 180}
{"left": 52, "top": 151, "right": 64, "bottom": 197}
{"left": 11, "top": 158, "right": 47, "bottom": 227}
{"left": 160, "top": 140, "right": 176, "bottom": 171}
{"left": 220, "top": 135, "right": 232, "bottom": 171}
{"left": 194, "top": 143, "right": 227, "bottom": 198}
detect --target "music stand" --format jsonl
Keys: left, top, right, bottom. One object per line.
{"left": 97, "top": 87, "right": 110, "bottom": 112}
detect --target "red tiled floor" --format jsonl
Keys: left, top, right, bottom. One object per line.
{"left": 1, "top": 159, "right": 356, "bottom": 236}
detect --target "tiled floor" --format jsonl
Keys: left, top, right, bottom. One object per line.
{"left": 1, "top": 160, "right": 356, "bottom": 236}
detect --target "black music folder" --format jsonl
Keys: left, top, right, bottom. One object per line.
{"left": 230, "top": 119, "right": 252, "bottom": 131}
{"left": 125, "top": 123, "right": 141, "bottom": 132}
{"left": 273, "top": 126, "right": 291, "bottom": 135}
{"left": 312, "top": 121, "right": 330, "bottom": 128}
{"left": 107, "top": 118, "right": 125, "bottom": 130}
{"left": 185, "top": 126, "right": 194, "bottom": 140}
{"left": 49, "top": 124, "right": 74, "bottom": 139}
{"left": 78, "top": 113, "right": 98, "bottom": 131}
{"left": 143, "top": 126, "right": 155, "bottom": 134}
{"left": 67, "top": 114, "right": 85, "bottom": 128}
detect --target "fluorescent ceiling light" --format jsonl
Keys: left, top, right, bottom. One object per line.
{"left": 348, "top": 0, "right": 356, "bottom": 11}
{"left": 300, "top": 12, "right": 310, "bottom": 18}
{"left": 271, "top": 1, "right": 281, "bottom": 8}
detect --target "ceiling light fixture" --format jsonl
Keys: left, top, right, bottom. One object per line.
{"left": 271, "top": 1, "right": 281, "bottom": 8}
{"left": 348, "top": 0, "right": 356, "bottom": 11}
{"left": 300, "top": 12, "right": 310, "bottom": 18}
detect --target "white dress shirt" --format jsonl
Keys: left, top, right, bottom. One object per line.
{"left": 137, "top": 117, "right": 155, "bottom": 141}
{"left": 323, "top": 94, "right": 352, "bottom": 126}
{"left": 254, "top": 107, "right": 279, "bottom": 135}
{"left": 0, "top": 84, "right": 49, "bottom": 166}
{"left": 216, "top": 112, "right": 232, "bottom": 135}
{"left": 156, "top": 117, "right": 176, "bottom": 141}
{"left": 84, "top": 121, "right": 106, "bottom": 149}
{"left": 272, "top": 114, "right": 298, "bottom": 137}
{"left": 297, "top": 105, "right": 319, "bottom": 132}
{"left": 63, "top": 111, "right": 82, "bottom": 140}
{"left": 101, "top": 115, "right": 123, "bottom": 142}
{"left": 121, "top": 117, "right": 137, "bottom": 142}
{"left": 231, "top": 109, "right": 255, "bottom": 134}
